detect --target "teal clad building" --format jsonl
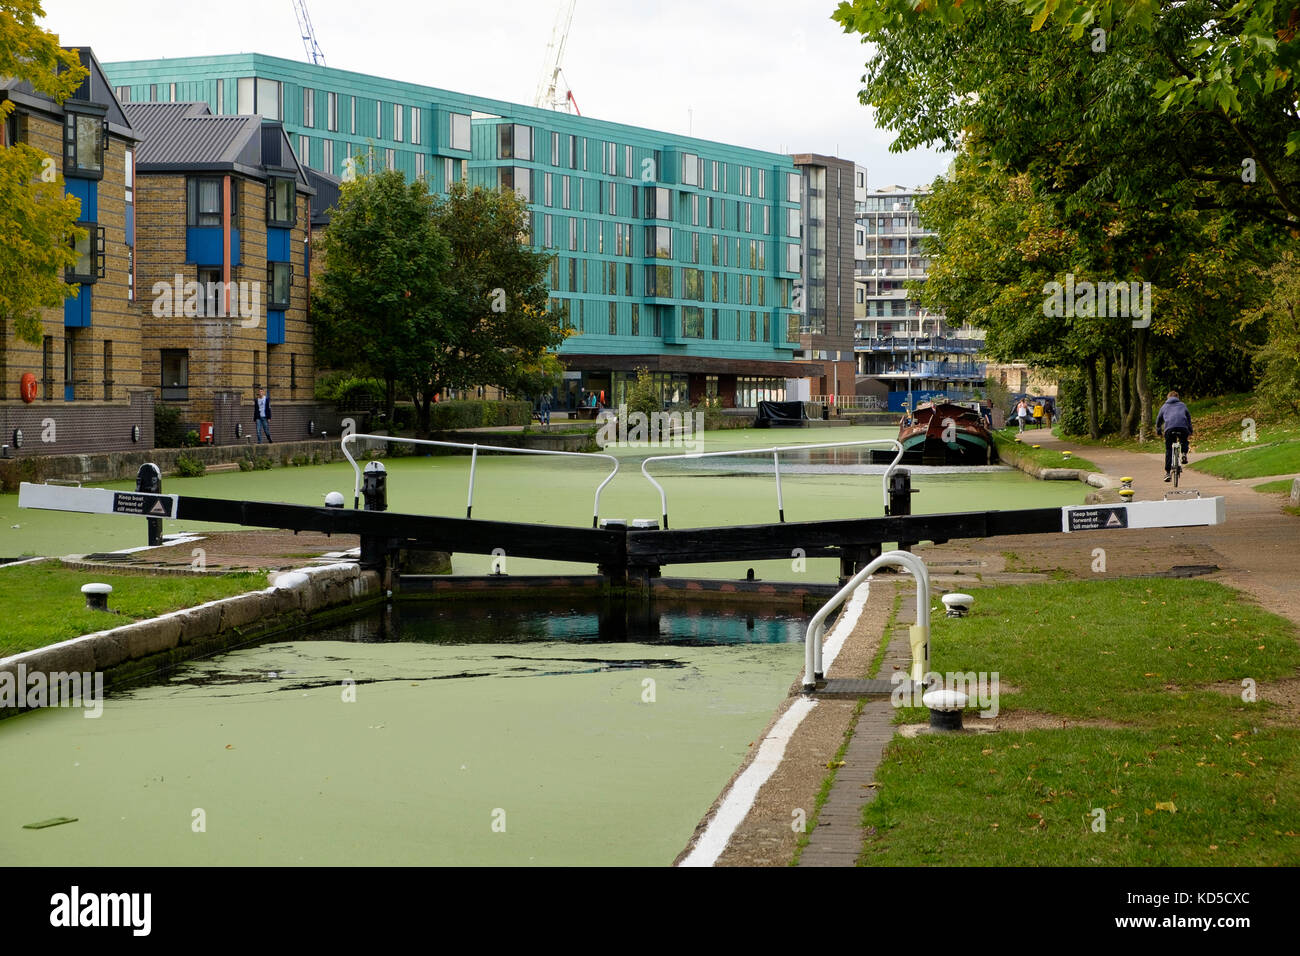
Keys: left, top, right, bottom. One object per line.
{"left": 103, "top": 54, "right": 813, "bottom": 410}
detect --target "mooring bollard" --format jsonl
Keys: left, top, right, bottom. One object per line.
{"left": 81, "top": 582, "right": 112, "bottom": 611}
{"left": 137, "top": 462, "right": 163, "bottom": 547}
{"left": 360, "top": 461, "right": 388, "bottom": 571}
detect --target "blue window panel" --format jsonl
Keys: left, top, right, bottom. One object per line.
{"left": 65, "top": 384, "right": 76, "bottom": 402}
{"left": 186, "top": 227, "right": 241, "bottom": 266}
{"left": 64, "top": 285, "right": 91, "bottom": 327}
{"left": 126, "top": 202, "right": 134, "bottom": 245}
{"left": 64, "top": 178, "right": 97, "bottom": 220}
{"left": 267, "top": 310, "right": 286, "bottom": 344}
{"left": 267, "top": 227, "right": 291, "bottom": 262}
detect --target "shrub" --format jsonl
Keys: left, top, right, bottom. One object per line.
{"left": 253, "top": 456, "right": 273, "bottom": 471}
{"left": 1056, "top": 374, "right": 1088, "bottom": 437}
{"left": 182, "top": 429, "right": 200, "bottom": 448}
{"left": 427, "top": 399, "right": 531, "bottom": 431}
{"left": 238, "top": 458, "right": 253, "bottom": 472}
{"left": 0, "top": 457, "right": 49, "bottom": 494}
{"left": 154, "top": 404, "right": 186, "bottom": 448}
{"left": 624, "top": 368, "right": 662, "bottom": 421}
{"left": 174, "top": 453, "right": 206, "bottom": 478}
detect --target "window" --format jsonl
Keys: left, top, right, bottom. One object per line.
{"left": 562, "top": 175, "right": 571, "bottom": 209}
{"left": 214, "top": 82, "right": 221, "bottom": 113}
{"left": 609, "top": 302, "right": 617, "bottom": 335}
{"left": 197, "top": 267, "right": 222, "bottom": 316}
{"left": 551, "top": 131, "right": 560, "bottom": 165}
{"left": 786, "top": 207, "right": 801, "bottom": 238}
{"left": 187, "top": 177, "right": 233, "bottom": 227}
{"left": 450, "top": 112, "right": 470, "bottom": 151}
{"left": 66, "top": 221, "right": 104, "bottom": 283}
{"left": 257, "top": 78, "right": 282, "bottom": 119}
{"left": 327, "top": 91, "right": 338, "bottom": 131}
{"left": 684, "top": 268, "right": 703, "bottom": 301}
{"left": 268, "top": 177, "right": 296, "bottom": 226}
{"left": 376, "top": 100, "right": 383, "bottom": 136}
{"left": 648, "top": 187, "right": 672, "bottom": 221}
{"left": 303, "top": 87, "right": 315, "bottom": 127}
{"left": 645, "top": 264, "right": 672, "bottom": 297}
{"left": 411, "top": 107, "right": 421, "bottom": 145}
{"left": 323, "top": 139, "right": 335, "bottom": 174}
{"left": 787, "top": 171, "right": 801, "bottom": 203}
{"left": 350, "top": 96, "right": 357, "bottom": 134}
{"left": 103, "top": 340, "right": 113, "bottom": 401}
{"left": 168, "top": 83, "right": 177, "bottom": 101}
{"left": 625, "top": 144, "right": 633, "bottom": 177}
{"left": 745, "top": 203, "right": 753, "bottom": 233}
{"left": 786, "top": 243, "right": 801, "bottom": 273}
{"left": 385, "top": 148, "right": 395, "bottom": 171}
{"left": 691, "top": 194, "right": 699, "bottom": 226}
{"left": 711, "top": 161, "right": 719, "bottom": 191}
{"left": 648, "top": 226, "right": 671, "bottom": 259}
{"left": 569, "top": 218, "right": 578, "bottom": 251}
{"left": 682, "top": 306, "right": 703, "bottom": 338}
{"left": 497, "top": 124, "right": 532, "bottom": 161}
{"left": 268, "top": 262, "right": 292, "bottom": 309}
{"left": 744, "top": 167, "right": 752, "bottom": 196}
{"left": 711, "top": 272, "right": 719, "bottom": 303}
{"left": 290, "top": 354, "right": 297, "bottom": 393}
{"left": 116, "top": 85, "right": 131, "bottom": 104}
{"left": 569, "top": 134, "right": 578, "bottom": 167}
{"left": 763, "top": 206, "right": 770, "bottom": 235}
{"left": 298, "top": 135, "right": 310, "bottom": 165}
{"left": 394, "top": 103, "right": 403, "bottom": 142}
{"left": 149, "top": 84, "right": 157, "bottom": 102}
{"left": 544, "top": 173, "right": 553, "bottom": 206}
{"left": 758, "top": 170, "right": 766, "bottom": 198}
{"left": 743, "top": 274, "right": 752, "bottom": 305}
{"left": 414, "top": 151, "right": 424, "bottom": 180}
{"left": 750, "top": 311, "right": 758, "bottom": 341}
{"left": 544, "top": 214, "right": 553, "bottom": 247}
{"left": 161, "top": 350, "right": 189, "bottom": 400}
{"left": 681, "top": 153, "right": 698, "bottom": 186}
{"left": 498, "top": 166, "right": 532, "bottom": 201}
{"left": 631, "top": 303, "right": 640, "bottom": 335}
{"left": 63, "top": 109, "right": 105, "bottom": 178}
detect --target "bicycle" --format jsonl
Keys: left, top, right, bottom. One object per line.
{"left": 1161, "top": 428, "right": 1189, "bottom": 487}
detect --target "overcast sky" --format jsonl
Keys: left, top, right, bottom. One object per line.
{"left": 42, "top": 0, "right": 950, "bottom": 188}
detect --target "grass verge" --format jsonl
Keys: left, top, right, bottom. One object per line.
{"left": 859, "top": 577, "right": 1300, "bottom": 866}
{"left": 1189, "top": 442, "right": 1300, "bottom": 480}
{"left": 994, "top": 432, "right": 1099, "bottom": 473}
{"left": 0, "top": 563, "right": 266, "bottom": 658}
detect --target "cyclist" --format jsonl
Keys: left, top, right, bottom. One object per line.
{"left": 1156, "top": 390, "right": 1193, "bottom": 482}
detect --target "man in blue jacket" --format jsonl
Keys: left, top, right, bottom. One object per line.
{"left": 254, "top": 387, "right": 273, "bottom": 443}
{"left": 1156, "top": 391, "right": 1192, "bottom": 481}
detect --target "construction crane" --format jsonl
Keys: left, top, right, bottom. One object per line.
{"left": 291, "top": 0, "right": 326, "bottom": 66}
{"left": 534, "top": 0, "right": 580, "bottom": 114}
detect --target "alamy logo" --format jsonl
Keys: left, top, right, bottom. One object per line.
{"left": 49, "top": 886, "right": 151, "bottom": 936}
{"left": 891, "top": 670, "right": 1000, "bottom": 718}
{"left": 1042, "top": 274, "right": 1151, "bottom": 328}
{"left": 595, "top": 404, "right": 705, "bottom": 452}
{"left": 0, "top": 664, "right": 103, "bottom": 718}
{"left": 151, "top": 274, "right": 260, "bottom": 327}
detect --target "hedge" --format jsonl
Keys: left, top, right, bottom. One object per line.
{"left": 429, "top": 400, "right": 532, "bottom": 431}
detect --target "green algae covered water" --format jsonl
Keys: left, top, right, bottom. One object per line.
{"left": 0, "top": 601, "right": 805, "bottom": 866}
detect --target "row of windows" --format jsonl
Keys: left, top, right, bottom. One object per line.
{"left": 549, "top": 300, "right": 781, "bottom": 343}
{"left": 545, "top": 256, "right": 795, "bottom": 308}
{"left": 536, "top": 214, "right": 797, "bottom": 271}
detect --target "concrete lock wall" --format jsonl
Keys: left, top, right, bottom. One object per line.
{"left": 0, "top": 563, "right": 384, "bottom": 720}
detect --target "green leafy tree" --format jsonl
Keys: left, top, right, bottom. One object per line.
{"left": 414, "top": 181, "right": 566, "bottom": 432}
{"left": 1240, "top": 250, "right": 1300, "bottom": 412}
{"left": 311, "top": 164, "right": 451, "bottom": 427}
{"left": 1, "top": 0, "right": 89, "bottom": 343}
{"left": 510, "top": 350, "right": 565, "bottom": 402}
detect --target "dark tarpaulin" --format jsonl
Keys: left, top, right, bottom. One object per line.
{"left": 754, "top": 400, "right": 807, "bottom": 427}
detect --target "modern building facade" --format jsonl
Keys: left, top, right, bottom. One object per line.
{"left": 854, "top": 184, "right": 985, "bottom": 411}
{"left": 787, "top": 154, "right": 857, "bottom": 405}
{"left": 105, "top": 54, "right": 815, "bottom": 409}
{"left": 1, "top": 49, "right": 155, "bottom": 455}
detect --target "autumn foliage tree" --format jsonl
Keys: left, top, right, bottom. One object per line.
{"left": 1, "top": 0, "right": 89, "bottom": 343}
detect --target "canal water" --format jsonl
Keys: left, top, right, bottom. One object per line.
{"left": 0, "top": 600, "right": 808, "bottom": 866}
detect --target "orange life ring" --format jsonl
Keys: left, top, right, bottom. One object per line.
{"left": 20, "top": 373, "right": 37, "bottom": 403}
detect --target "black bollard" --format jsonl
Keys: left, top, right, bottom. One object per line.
{"left": 137, "top": 462, "right": 163, "bottom": 547}
{"left": 888, "top": 467, "right": 919, "bottom": 552}
{"left": 360, "top": 461, "right": 388, "bottom": 570}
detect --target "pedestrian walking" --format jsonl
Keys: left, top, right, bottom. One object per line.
{"left": 254, "top": 387, "right": 273, "bottom": 443}
{"left": 1015, "top": 398, "right": 1030, "bottom": 433}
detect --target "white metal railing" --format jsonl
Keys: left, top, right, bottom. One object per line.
{"left": 640, "top": 439, "right": 904, "bottom": 528}
{"left": 803, "top": 549, "right": 930, "bottom": 691}
{"left": 340, "top": 432, "right": 619, "bottom": 527}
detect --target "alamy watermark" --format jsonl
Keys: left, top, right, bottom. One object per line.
{"left": 1042, "top": 274, "right": 1151, "bottom": 328}
{"left": 595, "top": 404, "right": 705, "bottom": 452}
{"left": 151, "top": 274, "right": 260, "bottom": 327}
{"left": 891, "top": 670, "right": 1000, "bottom": 718}
{"left": 0, "top": 664, "right": 103, "bottom": 718}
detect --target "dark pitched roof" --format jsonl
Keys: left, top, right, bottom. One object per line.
{"left": 123, "top": 102, "right": 312, "bottom": 192}
{"left": 1, "top": 47, "right": 136, "bottom": 138}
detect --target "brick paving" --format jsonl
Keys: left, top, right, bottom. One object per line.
{"left": 798, "top": 597, "right": 916, "bottom": 866}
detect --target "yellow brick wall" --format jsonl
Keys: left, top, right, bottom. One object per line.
{"left": 0, "top": 109, "right": 143, "bottom": 406}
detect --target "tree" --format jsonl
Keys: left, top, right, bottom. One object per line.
{"left": 510, "top": 350, "right": 565, "bottom": 402}
{"left": 311, "top": 164, "right": 451, "bottom": 427}
{"left": 1240, "top": 250, "right": 1300, "bottom": 412}
{"left": 412, "top": 181, "right": 566, "bottom": 432}
{"left": 1, "top": 0, "right": 89, "bottom": 343}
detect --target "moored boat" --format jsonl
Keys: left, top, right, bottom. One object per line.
{"left": 870, "top": 400, "right": 996, "bottom": 465}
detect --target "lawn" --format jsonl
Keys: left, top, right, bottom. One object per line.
{"left": 994, "top": 431, "right": 1099, "bottom": 473}
{"left": 0, "top": 562, "right": 266, "bottom": 658}
{"left": 1188, "top": 442, "right": 1300, "bottom": 480}
{"left": 849, "top": 577, "right": 1300, "bottom": 866}
{"left": 1252, "top": 478, "right": 1296, "bottom": 495}
{"left": 1059, "top": 392, "right": 1300, "bottom": 454}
